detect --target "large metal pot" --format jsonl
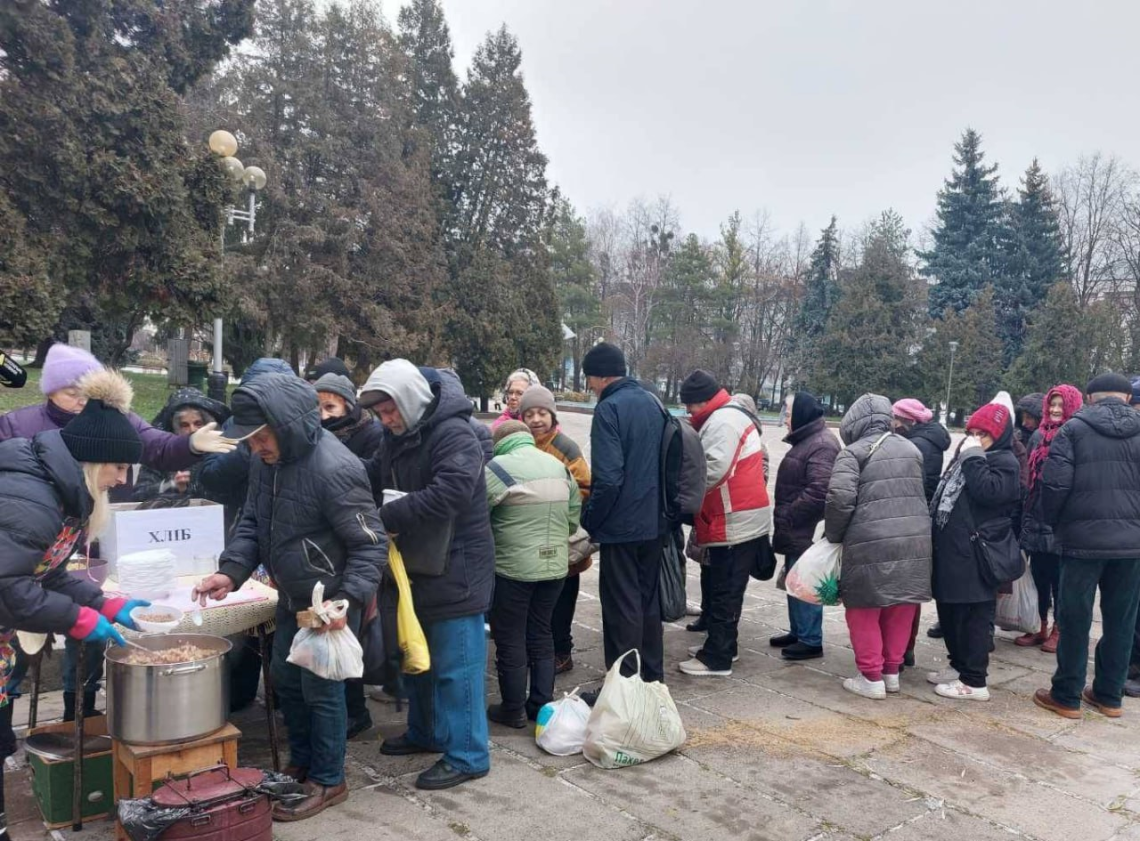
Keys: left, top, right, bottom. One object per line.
{"left": 105, "top": 633, "right": 232, "bottom": 745}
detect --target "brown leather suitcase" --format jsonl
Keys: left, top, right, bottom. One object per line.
{"left": 150, "top": 767, "right": 271, "bottom": 841}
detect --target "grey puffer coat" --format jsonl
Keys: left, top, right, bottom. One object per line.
{"left": 824, "top": 394, "right": 932, "bottom": 609}
{"left": 218, "top": 374, "right": 387, "bottom": 611}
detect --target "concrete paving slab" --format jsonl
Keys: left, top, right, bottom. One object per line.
{"left": 563, "top": 753, "right": 823, "bottom": 841}
{"left": 413, "top": 751, "right": 648, "bottom": 841}
{"left": 859, "top": 734, "right": 1130, "bottom": 841}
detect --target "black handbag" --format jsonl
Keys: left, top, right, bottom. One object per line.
{"left": 659, "top": 529, "right": 687, "bottom": 622}
{"left": 965, "top": 504, "right": 1025, "bottom": 589}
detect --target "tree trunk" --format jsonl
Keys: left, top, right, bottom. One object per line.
{"left": 480, "top": 395, "right": 489, "bottom": 413}
{"left": 31, "top": 335, "right": 55, "bottom": 368}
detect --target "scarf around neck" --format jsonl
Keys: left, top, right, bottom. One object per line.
{"left": 1026, "top": 384, "right": 1083, "bottom": 491}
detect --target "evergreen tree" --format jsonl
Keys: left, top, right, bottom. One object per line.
{"left": 707, "top": 212, "right": 749, "bottom": 385}
{"left": 790, "top": 216, "right": 841, "bottom": 384}
{"left": 442, "top": 25, "right": 554, "bottom": 401}
{"left": 1006, "top": 282, "right": 1121, "bottom": 397}
{"left": 995, "top": 159, "right": 1066, "bottom": 362}
{"left": 0, "top": 192, "right": 55, "bottom": 350}
{"left": 647, "top": 233, "right": 714, "bottom": 401}
{"left": 921, "top": 129, "right": 1009, "bottom": 319}
{"left": 919, "top": 286, "right": 1004, "bottom": 417}
{"left": 0, "top": 0, "right": 253, "bottom": 361}
{"left": 397, "top": 0, "right": 460, "bottom": 224}
{"left": 813, "top": 211, "right": 924, "bottom": 406}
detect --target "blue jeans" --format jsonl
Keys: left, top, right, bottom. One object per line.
{"left": 785, "top": 554, "right": 823, "bottom": 647}
{"left": 405, "top": 614, "right": 490, "bottom": 774}
{"left": 271, "top": 603, "right": 348, "bottom": 786}
{"left": 1052, "top": 557, "right": 1140, "bottom": 709}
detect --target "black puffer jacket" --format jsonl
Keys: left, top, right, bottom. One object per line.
{"left": 772, "top": 417, "right": 840, "bottom": 557}
{"left": 1020, "top": 428, "right": 1057, "bottom": 554}
{"left": 1041, "top": 398, "right": 1140, "bottom": 559}
{"left": 218, "top": 374, "right": 386, "bottom": 610}
{"left": 901, "top": 421, "right": 950, "bottom": 503}
{"left": 932, "top": 433, "right": 1021, "bottom": 603}
{"left": 367, "top": 368, "right": 495, "bottom": 623}
{"left": 0, "top": 431, "right": 109, "bottom": 633}
{"left": 825, "top": 394, "right": 932, "bottom": 608}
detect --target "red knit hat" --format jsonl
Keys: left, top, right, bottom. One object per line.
{"left": 966, "top": 403, "right": 1010, "bottom": 440}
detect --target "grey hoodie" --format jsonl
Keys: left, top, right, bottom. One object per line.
{"left": 361, "top": 359, "right": 434, "bottom": 430}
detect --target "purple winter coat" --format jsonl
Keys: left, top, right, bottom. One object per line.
{"left": 0, "top": 400, "right": 195, "bottom": 471}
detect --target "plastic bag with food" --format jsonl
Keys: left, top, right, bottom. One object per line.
{"left": 286, "top": 582, "right": 363, "bottom": 680}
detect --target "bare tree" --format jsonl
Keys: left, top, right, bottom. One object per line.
{"left": 1055, "top": 153, "right": 1133, "bottom": 307}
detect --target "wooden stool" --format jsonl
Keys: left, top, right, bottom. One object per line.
{"left": 112, "top": 724, "right": 240, "bottom": 841}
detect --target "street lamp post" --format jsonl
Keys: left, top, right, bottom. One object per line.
{"left": 945, "top": 340, "right": 960, "bottom": 426}
{"left": 207, "top": 130, "right": 268, "bottom": 402}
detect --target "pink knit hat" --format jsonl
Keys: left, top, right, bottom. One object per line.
{"left": 891, "top": 398, "right": 933, "bottom": 424}
{"left": 41, "top": 344, "right": 103, "bottom": 395}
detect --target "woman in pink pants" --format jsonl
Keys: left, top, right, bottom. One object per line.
{"left": 824, "top": 394, "right": 933, "bottom": 699}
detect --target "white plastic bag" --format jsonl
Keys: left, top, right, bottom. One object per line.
{"left": 583, "top": 650, "right": 686, "bottom": 769}
{"left": 286, "top": 582, "right": 364, "bottom": 680}
{"left": 785, "top": 539, "right": 843, "bottom": 606}
{"left": 535, "top": 688, "right": 591, "bottom": 756}
{"left": 996, "top": 564, "right": 1039, "bottom": 633}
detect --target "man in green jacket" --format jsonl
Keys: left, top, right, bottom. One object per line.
{"left": 485, "top": 421, "right": 581, "bottom": 727}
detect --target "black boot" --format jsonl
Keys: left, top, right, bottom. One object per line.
{"left": 526, "top": 657, "right": 556, "bottom": 722}
{"left": 488, "top": 667, "right": 528, "bottom": 728}
{"left": 82, "top": 690, "right": 100, "bottom": 718}
{"left": 62, "top": 691, "right": 76, "bottom": 723}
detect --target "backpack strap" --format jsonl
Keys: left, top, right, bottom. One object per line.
{"left": 487, "top": 460, "right": 517, "bottom": 487}
{"left": 710, "top": 403, "right": 764, "bottom": 439}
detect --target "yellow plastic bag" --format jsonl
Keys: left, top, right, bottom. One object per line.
{"left": 389, "top": 543, "right": 430, "bottom": 674}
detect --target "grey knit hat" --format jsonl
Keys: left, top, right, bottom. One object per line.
{"left": 519, "top": 385, "right": 557, "bottom": 421}
{"left": 313, "top": 373, "right": 357, "bottom": 407}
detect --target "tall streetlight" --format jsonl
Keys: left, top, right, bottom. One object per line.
{"left": 945, "top": 340, "right": 960, "bottom": 426}
{"left": 207, "top": 130, "right": 268, "bottom": 401}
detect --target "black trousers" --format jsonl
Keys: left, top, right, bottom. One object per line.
{"left": 599, "top": 537, "right": 665, "bottom": 682}
{"left": 1030, "top": 552, "right": 1061, "bottom": 623}
{"left": 936, "top": 600, "right": 996, "bottom": 688}
{"left": 698, "top": 539, "right": 759, "bottom": 670}
{"left": 552, "top": 573, "right": 581, "bottom": 657}
{"left": 491, "top": 575, "right": 564, "bottom": 716}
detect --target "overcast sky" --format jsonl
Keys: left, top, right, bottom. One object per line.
{"left": 437, "top": 0, "right": 1140, "bottom": 242}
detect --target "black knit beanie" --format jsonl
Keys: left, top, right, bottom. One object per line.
{"left": 791, "top": 392, "right": 825, "bottom": 431}
{"left": 61, "top": 399, "right": 143, "bottom": 464}
{"left": 680, "top": 370, "right": 720, "bottom": 404}
{"left": 305, "top": 357, "right": 351, "bottom": 381}
{"left": 581, "top": 342, "right": 627, "bottom": 378}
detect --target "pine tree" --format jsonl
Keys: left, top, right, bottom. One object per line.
{"left": 995, "top": 159, "right": 1066, "bottom": 362}
{"left": 919, "top": 286, "right": 1004, "bottom": 416}
{"left": 0, "top": 192, "right": 56, "bottom": 350}
{"left": 0, "top": 0, "right": 253, "bottom": 361}
{"left": 707, "top": 212, "right": 749, "bottom": 385}
{"left": 921, "top": 129, "right": 1009, "bottom": 319}
{"left": 813, "top": 211, "right": 924, "bottom": 406}
{"left": 1006, "top": 282, "right": 1121, "bottom": 397}
{"left": 790, "top": 216, "right": 841, "bottom": 384}
{"left": 648, "top": 233, "right": 714, "bottom": 401}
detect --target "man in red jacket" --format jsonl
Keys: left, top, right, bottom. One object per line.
{"left": 677, "top": 370, "right": 771, "bottom": 677}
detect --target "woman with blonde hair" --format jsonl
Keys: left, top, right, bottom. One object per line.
{"left": 0, "top": 370, "right": 152, "bottom": 824}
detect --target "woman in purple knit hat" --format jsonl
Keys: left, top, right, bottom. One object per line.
{"left": 0, "top": 343, "right": 236, "bottom": 720}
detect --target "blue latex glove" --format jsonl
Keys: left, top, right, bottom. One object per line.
{"left": 84, "top": 615, "right": 127, "bottom": 647}
{"left": 113, "top": 599, "right": 152, "bottom": 631}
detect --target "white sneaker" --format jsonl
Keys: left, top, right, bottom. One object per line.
{"left": 678, "top": 658, "right": 732, "bottom": 677}
{"left": 883, "top": 673, "right": 900, "bottom": 694}
{"left": 935, "top": 679, "right": 990, "bottom": 701}
{"left": 843, "top": 674, "right": 887, "bottom": 700}
{"left": 926, "top": 667, "right": 959, "bottom": 685}
{"left": 688, "top": 645, "right": 740, "bottom": 662}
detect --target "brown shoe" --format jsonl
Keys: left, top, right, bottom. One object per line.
{"left": 272, "top": 781, "right": 348, "bottom": 822}
{"left": 1082, "top": 687, "right": 1123, "bottom": 718}
{"left": 554, "top": 653, "right": 574, "bottom": 674}
{"left": 1015, "top": 621, "right": 1049, "bottom": 647}
{"left": 1041, "top": 625, "right": 1060, "bottom": 654}
{"left": 1033, "top": 688, "right": 1081, "bottom": 719}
